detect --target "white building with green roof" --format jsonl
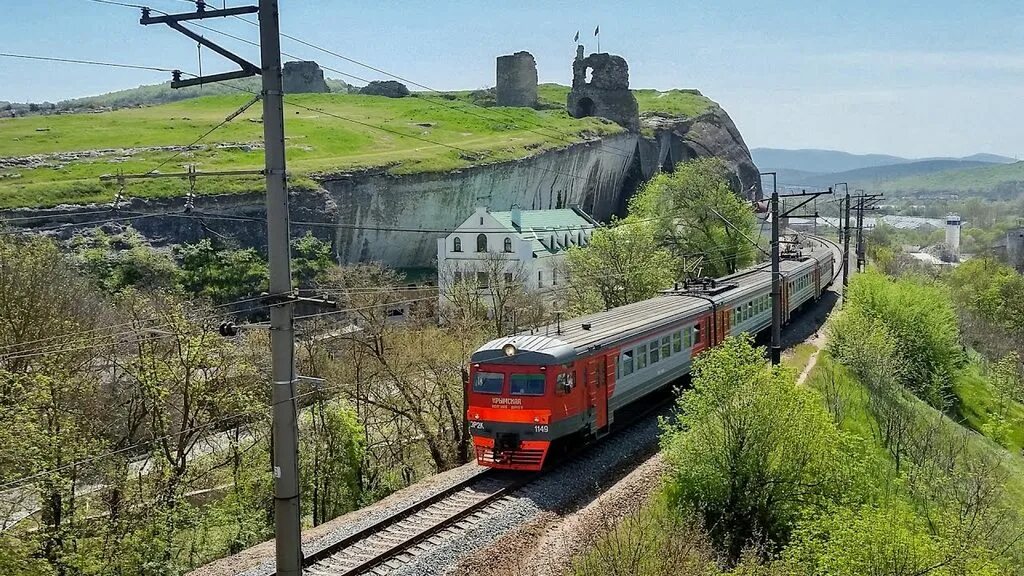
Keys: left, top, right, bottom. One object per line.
{"left": 437, "top": 205, "right": 599, "bottom": 306}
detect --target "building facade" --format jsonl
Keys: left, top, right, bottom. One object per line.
{"left": 437, "top": 206, "right": 599, "bottom": 308}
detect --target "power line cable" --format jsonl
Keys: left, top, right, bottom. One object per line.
{"left": 0, "top": 52, "right": 179, "bottom": 73}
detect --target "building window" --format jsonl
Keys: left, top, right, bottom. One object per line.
{"left": 503, "top": 237, "right": 512, "bottom": 252}
{"left": 453, "top": 271, "right": 463, "bottom": 283}
{"left": 503, "top": 272, "right": 513, "bottom": 283}
{"left": 552, "top": 269, "right": 558, "bottom": 285}
{"left": 453, "top": 237, "right": 462, "bottom": 252}
{"left": 537, "top": 270, "right": 544, "bottom": 288}
{"left": 578, "top": 232, "right": 584, "bottom": 245}
{"left": 564, "top": 233, "right": 570, "bottom": 247}
{"left": 476, "top": 271, "right": 488, "bottom": 288}
{"left": 476, "top": 234, "right": 487, "bottom": 252}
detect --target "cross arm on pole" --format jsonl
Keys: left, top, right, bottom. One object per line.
{"left": 140, "top": 6, "right": 259, "bottom": 25}
{"left": 141, "top": 6, "right": 261, "bottom": 89}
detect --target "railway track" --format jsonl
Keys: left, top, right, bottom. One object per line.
{"left": 285, "top": 469, "right": 527, "bottom": 576}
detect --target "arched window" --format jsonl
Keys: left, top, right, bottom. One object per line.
{"left": 452, "top": 237, "right": 462, "bottom": 252}
{"left": 476, "top": 233, "right": 488, "bottom": 252}
{"left": 503, "top": 237, "right": 512, "bottom": 253}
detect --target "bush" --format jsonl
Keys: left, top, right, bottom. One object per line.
{"left": 661, "top": 336, "right": 855, "bottom": 559}
{"left": 829, "top": 271, "right": 963, "bottom": 407}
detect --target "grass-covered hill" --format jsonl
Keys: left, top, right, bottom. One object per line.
{"left": 0, "top": 83, "right": 714, "bottom": 209}
{"left": 873, "top": 160, "right": 1024, "bottom": 199}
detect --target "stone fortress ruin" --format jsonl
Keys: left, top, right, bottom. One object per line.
{"left": 493, "top": 46, "right": 640, "bottom": 132}
{"left": 495, "top": 51, "right": 538, "bottom": 108}
{"left": 566, "top": 46, "right": 640, "bottom": 131}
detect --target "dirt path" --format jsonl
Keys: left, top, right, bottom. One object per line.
{"left": 796, "top": 330, "right": 829, "bottom": 386}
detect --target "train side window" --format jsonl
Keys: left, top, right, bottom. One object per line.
{"left": 473, "top": 372, "right": 504, "bottom": 394}
{"left": 619, "top": 350, "right": 634, "bottom": 377}
{"left": 673, "top": 331, "right": 682, "bottom": 353}
{"left": 556, "top": 372, "right": 575, "bottom": 393}
{"left": 649, "top": 340, "right": 660, "bottom": 363}
{"left": 693, "top": 324, "right": 702, "bottom": 344}
{"left": 684, "top": 326, "right": 692, "bottom": 347}
{"left": 511, "top": 374, "right": 545, "bottom": 396}
{"left": 637, "top": 344, "right": 648, "bottom": 369}
{"left": 661, "top": 336, "right": 671, "bottom": 358}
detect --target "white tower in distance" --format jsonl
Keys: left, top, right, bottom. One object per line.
{"left": 945, "top": 213, "right": 962, "bottom": 261}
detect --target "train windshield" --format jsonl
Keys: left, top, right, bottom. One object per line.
{"left": 510, "top": 374, "right": 545, "bottom": 396}
{"left": 473, "top": 371, "right": 504, "bottom": 394}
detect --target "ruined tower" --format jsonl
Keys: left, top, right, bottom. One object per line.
{"left": 566, "top": 46, "right": 639, "bottom": 131}
{"left": 283, "top": 61, "right": 329, "bottom": 94}
{"left": 495, "top": 51, "right": 538, "bottom": 108}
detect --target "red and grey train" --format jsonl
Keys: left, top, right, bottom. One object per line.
{"left": 466, "top": 246, "right": 835, "bottom": 470}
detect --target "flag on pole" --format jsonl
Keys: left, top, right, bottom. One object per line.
{"left": 594, "top": 26, "right": 600, "bottom": 36}
{"left": 573, "top": 30, "right": 579, "bottom": 42}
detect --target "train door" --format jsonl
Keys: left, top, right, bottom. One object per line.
{"left": 586, "top": 356, "right": 609, "bottom": 434}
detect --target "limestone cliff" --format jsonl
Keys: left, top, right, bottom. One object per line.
{"left": 2, "top": 105, "right": 759, "bottom": 268}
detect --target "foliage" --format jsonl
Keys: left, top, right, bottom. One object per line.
{"left": 564, "top": 220, "right": 675, "bottom": 313}
{"left": 71, "top": 227, "right": 180, "bottom": 293}
{"left": 175, "top": 239, "right": 269, "bottom": 304}
{"left": 661, "top": 336, "right": 855, "bottom": 559}
{"left": 828, "top": 270, "right": 963, "bottom": 407}
{"left": 291, "top": 232, "right": 335, "bottom": 288}
{"left": 630, "top": 158, "right": 759, "bottom": 277}
{"left": 946, "top": 258, "right": 1024, "bottom": 339}
{"left": 300, "top": 399, "right": 365, "bottom": 526}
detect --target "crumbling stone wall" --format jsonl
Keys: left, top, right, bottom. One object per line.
{"left": 496, "top": 51, "right": 538, "bottom": 107}
{"left": 283, "top": 61, "right": 329, "bottom": 94}
{"left": 566, "top": 46, "right": 639, "bottom": 131}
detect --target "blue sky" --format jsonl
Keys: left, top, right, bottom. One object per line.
{"left": 2, "top": 0, "right": 1022, "bottom": 158}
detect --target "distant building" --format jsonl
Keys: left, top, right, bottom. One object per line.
{"left": 944, "top": 213, "right": 962, "bottom": 262}
{"left": 1007, "top": 227, "right": 1024, "bottom": 272}
{"left": 437, "top": 206, "right": 599, "bottom": 309}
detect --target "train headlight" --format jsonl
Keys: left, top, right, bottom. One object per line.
{"left": 502, "top": 343, "right": 517, "bottom": 357}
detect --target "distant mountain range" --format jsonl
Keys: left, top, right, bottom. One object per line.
{"left": 752, "top": 148, "right": 1016, "bottom": 176}
{"left": 752, "top": 148, "right": 1021, "bottom": 197}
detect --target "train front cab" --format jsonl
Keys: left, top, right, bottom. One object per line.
{"left": 467, "top": 337, "right": 589, "bottom": 471}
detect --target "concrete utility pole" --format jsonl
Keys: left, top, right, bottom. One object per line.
{"left": 770, "top": 190, "right": 781, "bottom": 365}
{"left": 259, "top": 1, "right": 303, "bottom": 574}
{"left": 768, "top": 186, "right": 833, "bottom": 365}
{"left": 842, "top": 192, "right": 851, "bottom": 289}
{"left": 141, "top": 2, "right": 304, "bottom": 572}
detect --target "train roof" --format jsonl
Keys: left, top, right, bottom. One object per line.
{"left": 470, "top": 247, "right": 834, "bottom": 366}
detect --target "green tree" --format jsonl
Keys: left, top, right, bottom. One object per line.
{"left": 564, "top": 220, "right": 675, "bottom": 313}
{"left": 630, "top": 158, "right": 759, "bottom": 277}
{"left": 176, "top": 239, "right": 268, "bottom": 304}
{"left": 661, "top": 336, "right": 854, "bottom": 559}
{"left": 301, "top": 398, "right": 365, "bottom": 525}
{"left": 291, "top": 232, "right": 334, "bottom": 288}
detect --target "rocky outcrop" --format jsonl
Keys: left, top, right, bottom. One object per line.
{"left": 359, "top": 81, "right": 411, "bottom": 98}
{"left": 282, "top": 61, "right": 329, "bottom": 94}
{"left": 641, "top": 103, "right": 762, "bottom": 198}
{"left": 3, "top": 103, "right": 759, "bottom": 268}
